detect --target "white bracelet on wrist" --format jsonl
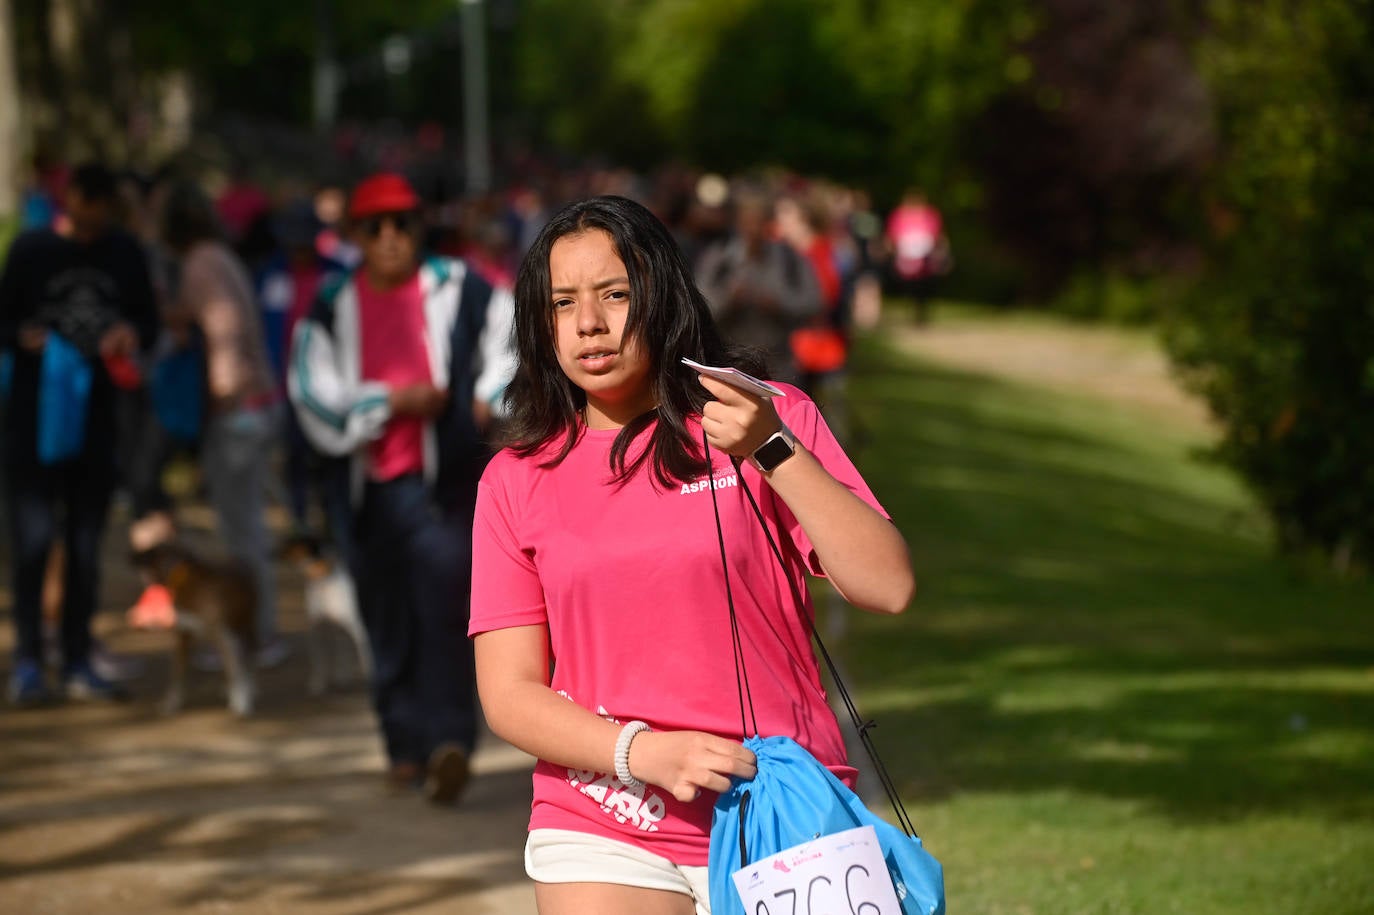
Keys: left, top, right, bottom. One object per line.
{"left": 614, "top": 720, "right": 651, "bottom": 789}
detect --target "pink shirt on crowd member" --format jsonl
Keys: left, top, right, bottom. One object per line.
{"left": 886, "top": 203, "right": 943, "bottom": 280}
{"left": 357, "top": 273, "right": 431, "bottom": 481}
{"left": 285, "top": 262, "right": 324, "bottom": 353}
{"left": 469, "top": 385, "right": 886, "bottom": 866}
{"left": 215, "top": 183, "right": 271, "bottom": 243}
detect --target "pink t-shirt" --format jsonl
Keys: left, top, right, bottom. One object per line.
{"left": 469, "top": 385, "right": 888, "bottom": 865}
{"left": 357, "top": 273, "right": 431, "bottom": 481}
{"left": 886, "top": 204, "right": 943, "bottom": 279}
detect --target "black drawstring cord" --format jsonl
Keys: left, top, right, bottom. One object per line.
{"left": 705, "top": 429, "right": 922, "bottom": 841}
{"left": 704, "top": 427, "right": 759, "bottom": 741}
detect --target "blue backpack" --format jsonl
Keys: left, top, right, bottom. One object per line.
{"left": 151, "top": 344, "right": 205, "bottom": 444}
{"left": 710, "top": 736, "right": 945, "bottom": 915}
{"left": 701, "top": 431, "right": 947, "bottom": 915}
{"left": 37, "top": 333, "right": 93, "bottom": 464}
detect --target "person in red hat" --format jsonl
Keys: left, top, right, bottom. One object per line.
{"left": 287, "top": 172, "right": 516, "bottom": 805}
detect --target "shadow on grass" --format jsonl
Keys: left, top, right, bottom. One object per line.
{"left": 841, "top": 336, "right": 1374, "bottom": 824}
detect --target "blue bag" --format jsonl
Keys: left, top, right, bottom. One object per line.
{"left": 37, "top": 333, "right": 93, "bottom": 464}
{"left": 710, "top": 736, "right": 945, "bottom": 915}
{"left": 700, "top": 430, "right": 947, "bottom": 915}
{"left": 151, "top": 345, "right": 205, "bottom": 444}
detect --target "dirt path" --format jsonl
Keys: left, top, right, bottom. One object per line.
{"left": 0, "top": 509, "right": 539, "bottom": 915}
{"left": 888, "top": 313, "right": 1214, "bottom": 432}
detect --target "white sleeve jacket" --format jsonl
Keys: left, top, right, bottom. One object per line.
{"left": 287, "top": 256, "right": 516, "bottom": 508}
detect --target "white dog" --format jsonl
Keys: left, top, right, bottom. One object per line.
{"left": 281, "top": 535, "right": 372, "bottom": 695}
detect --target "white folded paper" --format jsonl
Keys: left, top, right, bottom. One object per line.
{"left": 681, "top": 357, "right": 787, "bottom": 398}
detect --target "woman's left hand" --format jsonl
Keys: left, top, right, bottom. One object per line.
{"left": 698, "top": 374, "right": 781, "bottom": 458}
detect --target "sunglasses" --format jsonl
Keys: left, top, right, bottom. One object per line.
{"left": 360, "top": 212, "right": 420, "bottom": 238}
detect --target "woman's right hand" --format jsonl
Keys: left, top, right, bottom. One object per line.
{"left": 629, "top": 730, "right": 758, "bottom": 803}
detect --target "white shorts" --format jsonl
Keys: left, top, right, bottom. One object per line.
{"left": 525, "top": 828, "right": 711, "bottom": 914}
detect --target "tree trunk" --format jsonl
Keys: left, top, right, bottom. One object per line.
{"left": 0, "top": 0, "right": 22, "bottom": 219}
{"left": 10, "top": 0, "right": 134, "bottom": 163}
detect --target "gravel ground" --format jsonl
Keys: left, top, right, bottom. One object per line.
{"left": 0, "top": 515, "right": 539, "bottom": 915}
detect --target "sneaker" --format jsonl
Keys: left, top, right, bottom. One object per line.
{"left": 255, "top": 637, "right": 292, "bottom": 670}
{"left": 424, "top": 742, "right": 471, "bottom": 806}
{"left": 64, "top": 662, "right": 129, "bottom": 702}
{"left": 8, "top": 659, "right": 51, "bottom": 707}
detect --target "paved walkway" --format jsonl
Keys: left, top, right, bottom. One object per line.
{"left": 892, "top": 314, "right": 1212, "bottom": 431}
{"left": 0, "top": 507, "right": 539, "bottom": 914}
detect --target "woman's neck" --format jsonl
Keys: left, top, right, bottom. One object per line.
{"left": 583, "top": 398, "right": 657, "bottom": 430}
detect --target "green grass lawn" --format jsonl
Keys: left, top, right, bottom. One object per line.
{"left": 842, "top": 330, "right": 1374, "bottom": 914}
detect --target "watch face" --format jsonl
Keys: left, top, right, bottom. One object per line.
{"left": 753, "top": 434, "right": 795, "bottom": 471}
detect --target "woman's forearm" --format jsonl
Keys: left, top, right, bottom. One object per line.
{"left": 475, "top": 627, "right": 622, "bottom": 774}
{"left": 764, "top": 445, "right": 915, "bottom": 614}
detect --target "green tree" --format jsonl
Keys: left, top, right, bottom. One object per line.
{"left": 1165, "top": 0, "right": 1374, "bottom": 571}
{"left": 512, "top": 0, "right": 1026, "bottom": 202}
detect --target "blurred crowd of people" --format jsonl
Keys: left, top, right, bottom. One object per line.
{"left": 0, "top": 144, "right": 950, "bottom": 803}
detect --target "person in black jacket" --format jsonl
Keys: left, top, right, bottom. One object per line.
{"left": 0, "top": 162, "right": 158, "bottom": 705}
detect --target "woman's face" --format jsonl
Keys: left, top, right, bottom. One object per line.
{"left": 548, "top": 229, "right": 655, "bottom": 429}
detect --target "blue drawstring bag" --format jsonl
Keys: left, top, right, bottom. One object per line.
{"left": 37, "top": 333, "right": 93, "bottom": 464}
{"left": 710, "top": 736, "right": 946, "bottom": 915}
{"left": 700, "top": 430, "right": 947, "bottom": 915}
{"left": 151, "top": 345, "right": 205, "bottom": 444}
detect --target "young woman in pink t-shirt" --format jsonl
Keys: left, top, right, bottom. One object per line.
{"left": 470, "top": 196, "right": 914, "bottom": 915}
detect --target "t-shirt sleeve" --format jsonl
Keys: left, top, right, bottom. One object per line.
{"left": 771, "top": 387, "right": 890, "bottom": 577}
{"left": 469, "top": 455, "right": 549, "bottom": 636}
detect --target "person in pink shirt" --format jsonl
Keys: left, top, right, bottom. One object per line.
{"left": 290, "top": 173, "right": 516, "bottom": 805}
{"left": 470, "top": 196, "right": 915, "bottom": 914}
{"left": 884, "top": 189, "right": 952, "bottom": 325}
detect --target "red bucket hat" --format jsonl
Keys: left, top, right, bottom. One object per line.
{"left": 348, "top": 173, "right": 421, "bottom": 220}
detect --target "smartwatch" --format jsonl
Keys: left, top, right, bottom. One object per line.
{"left": 748, "top": 424, "right": 797, "bottom": 473}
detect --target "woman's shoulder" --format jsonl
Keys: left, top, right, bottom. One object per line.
{"left": 481, "top": 446, "right": 531, "bottom": 482}
{"left": 481, "top": 435, "right": 571, "bottom": 485}
{"left": 770, "top": 383, "right": 821, "bottom": 423}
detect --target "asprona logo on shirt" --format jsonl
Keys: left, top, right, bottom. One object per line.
{"left": 558, "top": 695, "right": 668, "bottom": 832}
{"left": 679, "top": 472, "right": 738, "bottom": 495}
{"left": 566, "top": 767, "right": 667, "bottom": 832}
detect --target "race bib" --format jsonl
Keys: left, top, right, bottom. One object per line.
{"left": 732, "top": 825, "right": 903, "bottom": 915}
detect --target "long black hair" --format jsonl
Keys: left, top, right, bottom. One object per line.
{"left": 503, "top": 195, "right": 765, "bottom": 487}
{"left": 160, "top": 178, "right": 226, "bottom": 254}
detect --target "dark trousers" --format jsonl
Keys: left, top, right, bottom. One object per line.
{"left": 284, "top": 409, "right": 354, "bottom": 566}
{"left": 352, "top": 474, "right": 477, "bottom": 766}
{"left": 116, "top": 384, "right": 175, "bottom": 519}
{"left": 3, "top": 452, "right": 115, "bottom": 671}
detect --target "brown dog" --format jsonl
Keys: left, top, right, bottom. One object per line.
{"left": 131, "top": 541, "right": 258, "bottom": 716}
